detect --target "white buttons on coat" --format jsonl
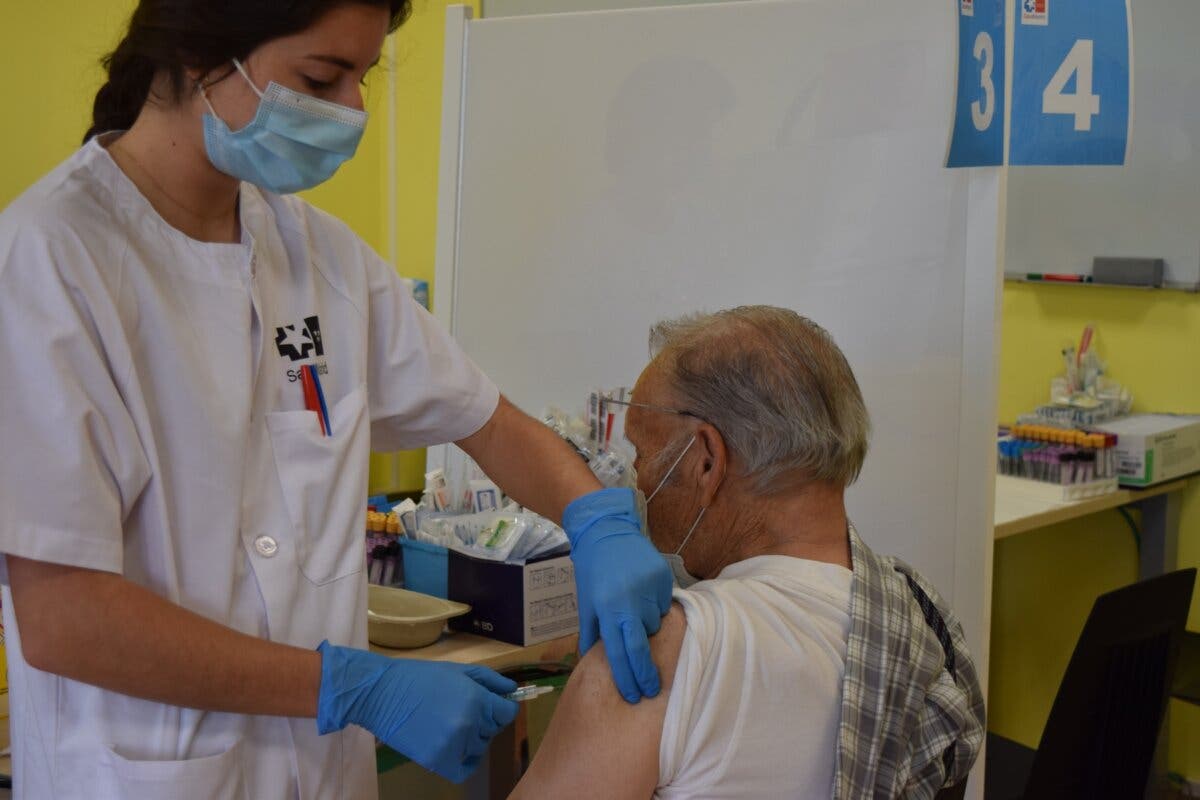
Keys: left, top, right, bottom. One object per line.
{"left": 254, "top": 535, "right": 278, "bottom": 558}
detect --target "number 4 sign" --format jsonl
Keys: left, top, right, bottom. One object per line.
{"left": 1010, "top": 0, "right": 1130, "bottom": 164}
{"left": 946, "top": 0, "right": 1131, "bottom": 167}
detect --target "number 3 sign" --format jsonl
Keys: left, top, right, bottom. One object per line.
{"left": 947, "top": 0, "right": 1131, "bottom": 167}
{"left": 948, "top": 0, "right": 1006, "bottom": 167}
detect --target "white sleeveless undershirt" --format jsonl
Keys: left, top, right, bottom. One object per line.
{"left": 656, "top": 555, "right": 853, "bottom": 799}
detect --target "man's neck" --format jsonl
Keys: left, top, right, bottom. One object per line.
{"left": 704, "top": 482, "right": 852, "bottom": 574}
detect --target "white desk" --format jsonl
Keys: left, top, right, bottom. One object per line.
{"left": 994, "top": 474, "right": 1188, "bottom": 579}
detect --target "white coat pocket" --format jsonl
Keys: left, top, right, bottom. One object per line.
{"left": 266, "top": 383, "right": 369, "bottom": 586}
{"left": 95, "top": 740, "right": 247, "bottom": 800}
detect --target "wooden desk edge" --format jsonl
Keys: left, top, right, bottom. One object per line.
{"left": 371, "top": 631, "right": 580, "bottom": 672}
{"left": 994, "top": 478, "right": 1189, "bottom": 540}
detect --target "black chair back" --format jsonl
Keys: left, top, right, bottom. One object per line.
{"left": 1023, "top": 568, "right": 1196, "bottom": 800}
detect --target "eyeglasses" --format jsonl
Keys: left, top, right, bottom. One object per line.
{"left": 605, "top": 397, "right": 707, "bottom": 424}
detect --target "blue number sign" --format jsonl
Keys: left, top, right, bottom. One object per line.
{"left": 1010, "top": 0, "right": 1130, "bottom": 165}
{"left": 947, "top": 0, "right": 1006, "bottom": 167}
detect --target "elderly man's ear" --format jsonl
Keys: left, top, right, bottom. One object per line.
{"left": 693, "top": 423, "right": 728, "bottom": 506}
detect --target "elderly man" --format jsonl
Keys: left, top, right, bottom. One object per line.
{"left": 512, "top": 306, "right": 985, "bottom": 799}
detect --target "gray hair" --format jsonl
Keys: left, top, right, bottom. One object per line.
{"left": 648, "top": 306, "right": 870, "bottom": 492}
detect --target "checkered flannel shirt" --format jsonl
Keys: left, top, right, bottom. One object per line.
{"left": 832, "top": 525, "right": 986, "bottom": 799}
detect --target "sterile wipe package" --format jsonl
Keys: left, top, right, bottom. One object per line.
{"left": 416, "top": 510, "right": 569, "bottom": 563}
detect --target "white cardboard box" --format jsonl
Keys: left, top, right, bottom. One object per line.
{"left": 1096, "top": 414, "right": 1200, "bottom": 488}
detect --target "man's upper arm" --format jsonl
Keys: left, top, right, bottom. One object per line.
{"left": 511, "top": 604, "right": 688, "bottom": 800}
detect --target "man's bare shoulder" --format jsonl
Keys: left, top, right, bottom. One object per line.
{"left": 572, "top": 602, "right": 688, "bottom": 704}
{"left": 509, "top": 603, "right": 688, "bottom": 800}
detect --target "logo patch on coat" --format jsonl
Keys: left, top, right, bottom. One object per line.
{"left": 275, "top": 315, "right": 324, "bottom": 361}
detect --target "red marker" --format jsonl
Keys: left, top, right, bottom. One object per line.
{"left": 300, "top": 365, "right": 327, "bottom": 436}
{"left": 1024, "top": 273, "right": 1093, "bottom": 283}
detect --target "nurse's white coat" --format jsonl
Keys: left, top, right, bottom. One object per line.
{"left": 0, "top": 136, "right": 499, "bottom": 799}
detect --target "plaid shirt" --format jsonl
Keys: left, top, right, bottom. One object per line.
{"left": 833, "top": 526, "right": 986, "bottom": 799}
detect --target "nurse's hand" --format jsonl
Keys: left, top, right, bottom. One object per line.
{"left": 562, "top": 488, "right": 673, "bottom": 704}
{"left": 316, "top": 641, "right": 519, "bottom": 783}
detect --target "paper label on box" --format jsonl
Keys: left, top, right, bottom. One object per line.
{"left": 1115, "top": 449, "right": 1147, "bottom": 483}
{"left": 524, "top": 559, "right": 578, "bottom": 644}
{"left": 528, "top": 561, "right": 574, "bottom": 591}
{"left": 1158, "top": 438, "right": 1198, "bottom": 471}
{"left": 529, "top": 595, "right": 578, "bottom": 639}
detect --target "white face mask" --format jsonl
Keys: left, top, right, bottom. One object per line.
{"left": 634, "top": 435, "right": 708, "bottom": 588}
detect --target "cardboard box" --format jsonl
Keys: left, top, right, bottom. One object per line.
{"left": 447, "top": 551, "right": 578, "bottom": 646}
{"left": 399, "top": 538, "right": 449, "bottom": 599}
{"left": 1096, "top": 414, "right": 1200, "bottom": 487}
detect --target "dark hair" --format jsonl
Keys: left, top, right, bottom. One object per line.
{"left": 85, "top": 0, "right": 410, "bottom": 143}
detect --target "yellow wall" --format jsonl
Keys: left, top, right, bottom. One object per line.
{"left": 994, "top": 282, "right": 1200, "bottom": 779}
{"left": 362, "top": 0, "right": 484, "bottom": 494}
{"left": 0, "top": 3, "right": 136, "bottom": 205}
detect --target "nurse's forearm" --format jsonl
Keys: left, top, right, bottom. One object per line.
{"left": 457, "top": 395, "right": 601, "bottom": 524}
{"left": 7, "top": 555, "right": 321, "bottom": 717}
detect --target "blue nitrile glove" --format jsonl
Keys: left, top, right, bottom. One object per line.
{"left": 316, "top": 641, "right": 519, "bottom": 783}
{"left": 562, "top": 487, "right": 673, "bottom": 703}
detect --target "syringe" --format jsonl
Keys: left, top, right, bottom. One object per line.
{"left": 506, "top": 684, "right": 555, "bottom": 702}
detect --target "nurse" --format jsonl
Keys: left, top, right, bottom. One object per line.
{"left": 0, "top": 1, "right": 670, "bottom": 797}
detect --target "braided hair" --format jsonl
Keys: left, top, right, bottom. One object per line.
{"left": 85, "top": 0, "right": 410, "bottom": 142}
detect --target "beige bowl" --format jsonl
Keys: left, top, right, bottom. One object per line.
{"left": 367, "top": 585, "right": 472, "bottom": 649}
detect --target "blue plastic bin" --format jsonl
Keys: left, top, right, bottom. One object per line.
{"left": 399, "top": 539, "right": 449, "bottom": 599}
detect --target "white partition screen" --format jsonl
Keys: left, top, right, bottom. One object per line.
{"left": 432, "top": 7, "right": 1000, "bottom": 791}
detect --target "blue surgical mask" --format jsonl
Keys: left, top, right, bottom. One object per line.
{"left": 634, "top": 435, "right": 707, "bottom": 588}
{"left": 200, "top": 59, "right": 367, "bottom": 194}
